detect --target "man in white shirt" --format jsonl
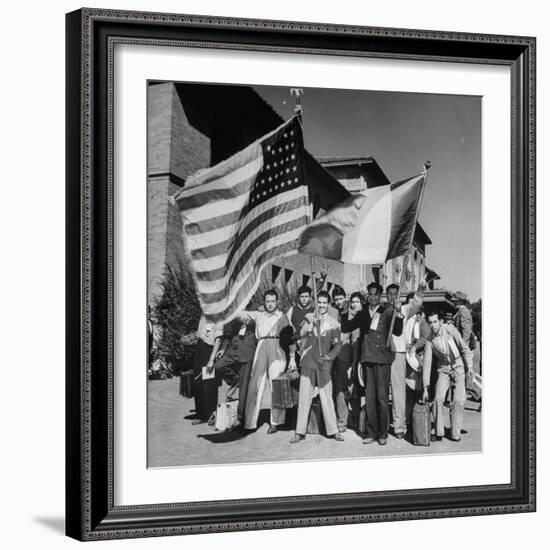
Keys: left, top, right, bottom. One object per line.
{"left": 238, "top": 289, "right": 291, "bottom": 433}
{"left": 386, "top": 280, "right": 425, "bottom": 439}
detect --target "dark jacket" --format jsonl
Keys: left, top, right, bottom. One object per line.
{"left": 220, "top": 319, "right": 257, "bottom": 363}
{"left": 340, "top": 304, "right": 403, "bottom": 365}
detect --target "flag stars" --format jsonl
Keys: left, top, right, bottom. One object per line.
{"left": 291, "top": 154, "right": 296, "bottom": 160}
{"left": 292, "top": 166, "right": 297, "bottom": 172}
{"left": 294, "top": 178, "right": 298, "bottom": 183}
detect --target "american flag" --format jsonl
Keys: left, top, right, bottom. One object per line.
{"left": 172, "top": 116, "right": 310, "bottom": 324}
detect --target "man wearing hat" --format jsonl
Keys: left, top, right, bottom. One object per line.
{"left": 453, "top": 292, "right": 474, "bottom": 347}
{"left": 444, "top": 312, "right": 455, "bottom": 326}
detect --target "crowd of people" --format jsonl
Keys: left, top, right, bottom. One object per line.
{"left": 186, "top": 279, "right": 479, "bottom": 446}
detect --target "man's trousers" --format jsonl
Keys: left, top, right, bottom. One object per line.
{"left": 363, "top": 362, "right": 391, "bottom": 440}
{"left": 390, "top": 352, "right": 407, "bottom": 435}
{"left": 295, "top": 368, "right": 338, "bottom": 437}
{"left": 331, "top": 344, "right": 352, "bottom": 429}
{"left": 214, "top": 350, "right": 253, "bottom": 420}
{"left": 433, "top": 366, "right": 466, "bottom": 439}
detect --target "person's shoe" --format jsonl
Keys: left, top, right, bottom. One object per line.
{"left": 332, "top": 433, "right": 345, "bottom": 442}
{"left": 431, "top": 434, "right": 443, "bottom": 442}
{"left": 378, "top": 437, "right": 388, "bottom": 446}
{"left": 450, "top": 436, "right": 462, "bottom": 442}
{"left": 395, "top": 432, "right": 405, "bottom": 440}
{"left": 290, "top": 433, "right": 305, "bottom": 444}
{"left": 191, "top": 419, "right": 206, "bottom": 425}
{"left": 362, "top": 437, "right": 376, "bottom": 444}
{"left": 267, "top": 425, "right": 278, "bottom": 434}
{"left": 338, "top": 426, "right": 347, "bottom": 433}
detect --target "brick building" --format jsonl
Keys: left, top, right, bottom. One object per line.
{"left": 148, "top": 81, "right": 451, "bottom": 315}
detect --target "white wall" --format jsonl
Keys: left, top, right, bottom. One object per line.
{"left": 0, "top": 0, "right": 546, "bottom": 548}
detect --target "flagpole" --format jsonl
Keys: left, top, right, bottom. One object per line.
{"left": 291, "top": 88, "right": 323, "bottom": 357}
{"left": 386, "top": 161, "right": 431, "bottom": 346}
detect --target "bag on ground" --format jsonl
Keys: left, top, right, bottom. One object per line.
{"left": 214, "top": 400, "right": 239, "bottom": 431}
{"left": 412, "top": 402, "right": 431, "bottom": 446}
{"left": 179, "top": 370, "right": 194, "bottom": 398}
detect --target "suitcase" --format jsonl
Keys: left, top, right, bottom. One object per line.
{"left": 272, "top": 373, "right": 299, "bottom": 409}
{"left": 412, "top": 402, "right": 431, "bottom": 446}
{"left": 307, "top": 398, "right": 326, "bottom": 435}
{"left": 179, "top": 370, "right": 194, "bottom": 398}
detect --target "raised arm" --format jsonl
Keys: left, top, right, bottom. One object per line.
{"left": 237, "top": 310, "right": 259, "bottom": 323}
{"left": 405, "top": 281, "right": 426, "bottom": 319}
{"left": 340, "top": 309, "right": 363, "bottom": 333}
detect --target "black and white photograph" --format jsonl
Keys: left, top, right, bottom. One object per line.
{"left": 147, "top": 81, "right": 482, "bottom": 468}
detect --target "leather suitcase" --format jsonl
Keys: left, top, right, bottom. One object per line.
{"left": 179, "top": 370, "right": 194, "bottom": 398}
{"left": 272, "top": 373, "right": 299, "bottom": 409}
{"left": 307, "top": 398, "right": 326, "bottom": 435}
{"left": 412, "top": 402, "right": 431, "bottom": 446}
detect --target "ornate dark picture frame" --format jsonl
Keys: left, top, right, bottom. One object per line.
{"left": 66, "top": 8, "right": 536, "bottom": 541}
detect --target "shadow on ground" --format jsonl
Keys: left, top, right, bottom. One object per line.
{"left": 34, "top": 517, "right": 65, "bottom": 535}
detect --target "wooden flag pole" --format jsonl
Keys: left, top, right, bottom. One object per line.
{"left": 291, "top": 88, "right": 322, "bottom": 356}
{"left": 386, "top": 161, "right": 431, "bottom": 346}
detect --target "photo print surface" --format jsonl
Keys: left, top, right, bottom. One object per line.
{"left": 146, "top": 81, "right": 482, "bottom": 468}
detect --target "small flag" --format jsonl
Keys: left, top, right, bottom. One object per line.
{"left": 284, "top": 269, "right": 293, "bottom": 284}
{"left": 271, "top": 265, "right": 282, "bottom": 283}
{"left": 172, "top": 117, "right": 310, "bottom": 323}
{"left": 298, "top": 173, "right": 426, "bottom": 264}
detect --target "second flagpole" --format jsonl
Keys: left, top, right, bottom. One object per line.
{"left": 291, "top": 88, "right": 323, "bottom": 357}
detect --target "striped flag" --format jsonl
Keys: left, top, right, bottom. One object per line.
{"left": 172, "top": 117, "right": 310, "bottom": 323}
{"left": 298, "top": 173, "right": 426, "bottom": 264}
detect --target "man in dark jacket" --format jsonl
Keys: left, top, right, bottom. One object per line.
{"left": 340, "top": 282, "right": 404, "bottom": 445}
{"left": 213, "top": 317, "right": 257, "bottom": 423}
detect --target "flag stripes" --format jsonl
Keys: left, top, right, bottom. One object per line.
{"left": 298, "top": 173, "right": 426, "bottom": 265}
{"left": 173, "top": 116, "right": 309, "bottom": 323}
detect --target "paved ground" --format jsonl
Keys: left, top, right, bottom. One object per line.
{"left": 148, "top": 377, "right": 482, "bottom": 468}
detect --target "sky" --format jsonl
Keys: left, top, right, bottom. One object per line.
{"left": 253, "top": 85, "right": 482, "bottom": 301}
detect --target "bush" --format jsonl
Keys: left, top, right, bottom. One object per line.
{"left": 151, "top": 261, "right": 201, "bottom": 373}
